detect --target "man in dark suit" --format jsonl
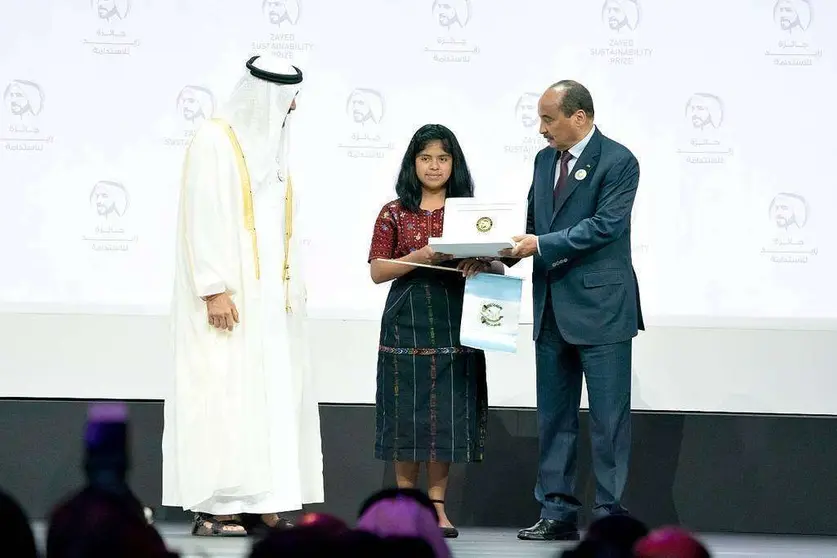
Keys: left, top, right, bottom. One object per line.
{"left": 502, "top": 80, "right": 644, "bottom": 541}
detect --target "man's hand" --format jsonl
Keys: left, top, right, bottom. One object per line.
{"left": 205, "top": 292, "right": 239, "bottom": 332}
{"left": 457, "top": 258, "right": 491, "bottom": 278}
{"left": 500, "top": 234, "right": 539, "bottom": 259}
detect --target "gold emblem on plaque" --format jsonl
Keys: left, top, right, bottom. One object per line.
{"left": 476, "top": 216, "right": 493, "bottom": 233}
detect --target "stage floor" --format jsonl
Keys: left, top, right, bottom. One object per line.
{"left": 33, "top": 523, "right": 837, "bottom": 557}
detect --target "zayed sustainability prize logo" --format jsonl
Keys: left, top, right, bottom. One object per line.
{"left": 503, "top": 92, "right": 544, "bottom": 162}
{"left": 423, "top": 0, "right": 480, "bottom": 64}
{"left": 163, "top": 85, "right": 216, "bottom": 148}
{"left": 338, "top": 88, "right": 393, "bottom": 159}
{"left": 760, "top": 192, "right": 817, "bottom": 264}
{"left": 1, "top": 79, "right": 54, "bottom": 152}
{"left": 589, "top": 0, "right": 652, "bottom": 65}
{"left": 83, "top": 0, "right": 141, "bottom": 56}
{"left": 83, "top": 180, "right": 138, "bottom": 252}
{"left": 763, "top": 0, "right": 823, "bottom": 66}
{"left": 676, "top": 93, "right": 733, "bottom": 165}
{"left": 253, "top": 0, "right": 313, "bottom": 61}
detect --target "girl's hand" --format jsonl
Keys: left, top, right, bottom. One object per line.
{"left": 457, "top": 258, "right": 491, "bottom": 277}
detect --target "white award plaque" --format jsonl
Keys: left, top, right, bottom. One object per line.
{"left": 428, "top": 198, "right": 526, "bottom": 258}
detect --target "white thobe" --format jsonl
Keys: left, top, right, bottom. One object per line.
{"left": 162, "top": 118, "right": 324, "bottom": 514}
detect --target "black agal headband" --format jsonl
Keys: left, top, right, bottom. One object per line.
{"left": 245, "top": 55, "right": 303, "bottom": 85}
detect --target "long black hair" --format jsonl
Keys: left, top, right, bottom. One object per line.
{"left": 395, "top": 124, "right": 475, "bottom": 213}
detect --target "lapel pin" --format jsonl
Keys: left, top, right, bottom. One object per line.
{"left": 574, "top": 169, "right": 587, "bottom": 180}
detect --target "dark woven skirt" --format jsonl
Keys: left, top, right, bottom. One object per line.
{"left": 374, "top": 271, "right": 488, "bottom": 463}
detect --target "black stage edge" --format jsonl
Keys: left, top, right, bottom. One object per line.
{"left": 1, "top": 400, "right": 835, "bottom": 536}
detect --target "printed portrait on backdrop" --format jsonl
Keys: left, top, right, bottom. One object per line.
{"left": 601, "top": 0, "right": 640, "bottom": 32}
{"left": 263, "top": 0, "right": 300, "bottom": 27}
{"left": 769, "top": 193, "right": 808, "bottom": 231}
{"left": 3, "top": 80, "right": 44, "bottom": 121}
{"left": 93, "top": 0, "right": 130, "bottom": 22}
{"left": 346, "top": 89, "right": 384, "bottom": 126}
{"left": 90, "top": 180, "right": 129, "bottom": 223}
{"left": 685, "top": 93, "right": 723, "bottom": 131}
{"left": 176, "top": 86, "right": 215, "bottom": 126}
{"left": 773, "top": 0, "right": 812, "bottom": 33}
{"left": 432, "top": 0, "right": 471, "bottom": 30}
{"left": 515, "top": 93, "right": 540, "bottom": 129}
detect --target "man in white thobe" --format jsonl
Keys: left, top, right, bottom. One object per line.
{"left": 162, "top": 54, "right": 324, "bottom": 537}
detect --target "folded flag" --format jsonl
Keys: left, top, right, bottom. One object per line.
{"left": 460, "top": 273, "right": 524, "bottom": 353}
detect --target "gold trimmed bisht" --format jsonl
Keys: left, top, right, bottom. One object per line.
{"left": 207, "top": 118, "right": 295, "bottom": 313}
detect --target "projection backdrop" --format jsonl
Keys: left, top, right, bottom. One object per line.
{"left": 2, "top": 0, "right": 835, "bottom": 323}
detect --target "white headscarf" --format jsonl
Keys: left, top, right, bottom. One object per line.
{"left": 214, "top": 54, "right": 302, "bottom": 189}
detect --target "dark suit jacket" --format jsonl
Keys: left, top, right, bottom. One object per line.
{"left": 526, "top": 127, "right": 644, "bottom": 346}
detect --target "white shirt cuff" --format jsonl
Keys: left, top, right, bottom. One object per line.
{"left": 197, "top": 282, "right": 226, "bottom": 298}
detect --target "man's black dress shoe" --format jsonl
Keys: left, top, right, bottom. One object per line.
{"left": 517, "top": 518, "right": 580, "bottom": 541}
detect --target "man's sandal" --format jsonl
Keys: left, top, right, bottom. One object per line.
{"left": 191, "top": 513, "right": 247, "bottom": 537}
{"left": 241, "top": 513, "right": 295, "bottom": 537}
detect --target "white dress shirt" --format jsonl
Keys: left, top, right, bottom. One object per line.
{"left": 555, "top": 124, "right": 596, "bottom": 182}
{"left": 535, "top": 125, "right": 597, "bottom": 255}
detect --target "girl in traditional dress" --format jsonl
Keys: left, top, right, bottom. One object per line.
{"left": 367, "top": 124, "right": 504, "bottom": 538}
